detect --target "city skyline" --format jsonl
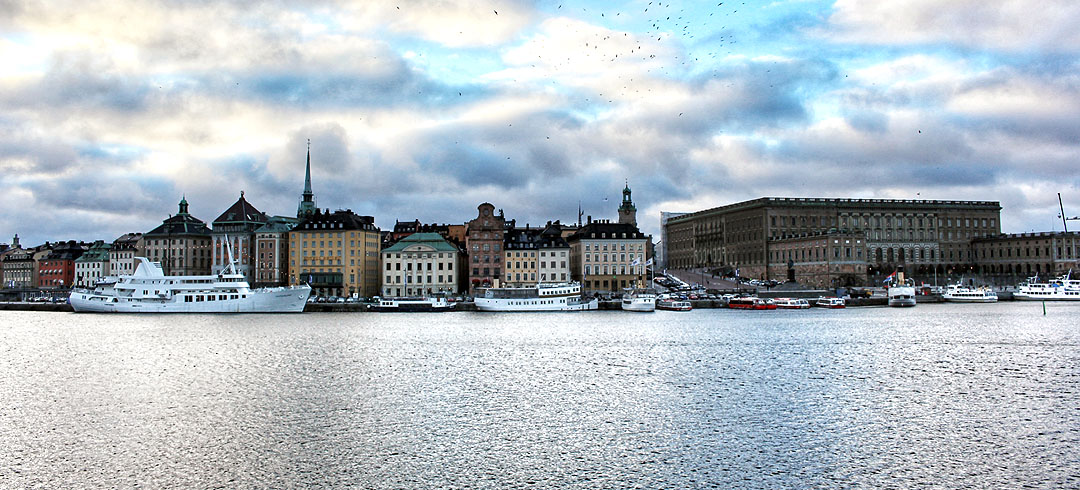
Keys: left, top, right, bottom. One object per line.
{"left": 3, "top": 0, "right": 1080, "bottom": 246}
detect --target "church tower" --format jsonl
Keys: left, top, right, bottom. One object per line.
{"left": 618, "top": 181, "right": 637, "bottom": 226}
{"left": 297, "top": 140, "right": 317, "bottom": 219}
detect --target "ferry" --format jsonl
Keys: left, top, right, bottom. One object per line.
{"left": 369, "top": 296, "right": 455, "bottom": 312}
{"left": 475, "top": 282, "right": 599, "bottom": 311}
{"left": 727, "top": 296, "right": 776, "bottom": 310}
{"left": 942, "top": 282, "right": 998, "bottom": 303}
{"left": 68, "top": 257, "right": 311, "bottom": 313}
{"left": 1014, "top": 271, "right": 1080, "bottom": 301}
{"left": 656, "top": 298, "right": 692, "bottom": 311}
{"left": 886, "top": 268, "right": 917, "bottom": 307}
{"left": 621, "top": 288, "right": 657, "bottom": 312}
{"left": 774, "top": 297, "right": 811, "bottom": 309}
{"left": 814, "top": 297, "right": 846, "bottom": 309}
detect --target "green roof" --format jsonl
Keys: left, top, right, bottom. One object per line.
{"left": 383, "top": 232, "right": 457, "bottom": 253}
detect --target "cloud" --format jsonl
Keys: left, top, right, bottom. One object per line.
{"left": 826, "top": 0, "right": 1080, "bottom": 52}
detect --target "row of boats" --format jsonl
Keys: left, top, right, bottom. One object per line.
{"left": 67, "top": 255, "right": 1079, "bottom": 313}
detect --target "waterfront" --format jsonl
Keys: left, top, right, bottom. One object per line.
{"left": 1, "top": 303, "right": 1078, "bottom": 488}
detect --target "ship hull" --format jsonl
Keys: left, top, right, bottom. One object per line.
{"left": 69, "top": 287, "right": 311, "bottom": 313}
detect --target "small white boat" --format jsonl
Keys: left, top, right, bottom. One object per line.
{"left": 621, "top": 288, "right": 657, "bottom": 312}
{"left": 369, "top": 296, "right": 455, "bottom": 312}
{"left": 942, "top": 282, "right": 998, "bottom": 303}
{"left": 814, "top": 297, "right": 846, "bottom": 309}
{"left": 656, "top": 298, "right": 692, "bottom": 311}
{"left": 886, "top": 268, "right": 917, "bottom": 307}
{"left": 774, "top": 297, "right": 811, "bottom": 309}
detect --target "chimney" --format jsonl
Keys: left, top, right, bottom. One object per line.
{"left": 587, "top": 215, "right": 592, "bottom": 224}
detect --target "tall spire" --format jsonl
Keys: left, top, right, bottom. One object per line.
{"left": 298, "top": 139, "right": 316, "bottom": 218}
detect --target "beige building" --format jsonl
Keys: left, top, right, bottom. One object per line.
{"left": 288, "top": 209, "right": 381, "bottom": 298}
{"left": 971, "top": 232, "right": 1079, "bottom": 278}
{"left": 381, "top": 233, "right": 460, "bottom": 296}
{"left": 503, "top": 223, "right": 571, "bottom": 287}
{"left": 109, "top": 233, "right": 144, "bottom": 276}
{"left": 569, "top": 219, "right": 650, "bottom": 293}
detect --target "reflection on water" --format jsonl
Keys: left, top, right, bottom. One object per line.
{"left": 1, "top": 303, "right": 1078, "bottom": 488}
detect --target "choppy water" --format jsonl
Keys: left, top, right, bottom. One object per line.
{"left": 1, "top": 303, "right": 1078, "bottom": 489}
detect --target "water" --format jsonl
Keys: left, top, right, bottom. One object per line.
{"left": 1, "top": 303, "right": 1078, "bottom": 488}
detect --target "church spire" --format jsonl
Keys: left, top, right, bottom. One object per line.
{"left": 298, "top": 139, "right": 316, "bottom": 218}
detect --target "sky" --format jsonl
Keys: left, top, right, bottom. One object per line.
{"left": 2, "top": 0, "right": 1080, "bottom": 246}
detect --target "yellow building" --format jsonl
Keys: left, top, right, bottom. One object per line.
{"left": 288, "top": 209, "right": 381, "bottom": 298}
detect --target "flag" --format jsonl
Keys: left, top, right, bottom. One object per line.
{"left": 645, "top": 258, "right": 653, "bottom": 266}
{"left": 630, "top": 257, "right": 641, "bottom": 267}
{"left": 883, "top": 272, "right": 895, "bottom": 283}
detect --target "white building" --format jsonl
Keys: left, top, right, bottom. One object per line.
{"left": 74, "top": 241, "right": 111, "bottom": 287}
{"left": 381, "top": 233, "right": 460, "bottom": 297}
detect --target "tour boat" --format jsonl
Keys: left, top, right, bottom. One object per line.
{"left": 727, "top": 296, "right": 776, "bottom": 310}
{"left": 621, "top": 288, "right": 657, "bottom": 312}
{"left": 814, "top": 297, "right": 846, "bottom": 309}
{"left": 369, "top": 296, "right": 455, "bottom": 312}
{"left": 1014, "top": 271, "right": 1080, "bottom": 301}
{"left": 887, "top": 281, "right": 917, "bottom": 307}
{"left": 774, "top": 297, "right": 811, "bottom": 309}
{"left": 656, "top": 298, "right": 692, "bottom": 311}
{"left": 942, "top": 282, "right": 998, "bottom": 303}
{"left": 69, "top": 257, "right": 311, "bottom": 313}
{"left": 474, "top": 282, "right": 599, "bottom": 311}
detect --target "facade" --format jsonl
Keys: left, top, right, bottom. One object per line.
{"left": 144, "top": 198, "right": 213, "bottom": 276}
{"left": 254, "top": 216, "right": 298, "bottom": 287}
{"left": 109, "top": 233, "right": 144, "bottom": 276}
{"left": 287, "top": 209, "right": 381, "bottom": 298}
{"left": 568, "top": 219, "right": 650, "bottom": 293}
{"left": 74, "top": 240, "right": 111, "bottom": 288}
{"left": 658, "top": 211, "right": 687, "bottom": 270}
{"left": 380, "top": 232, "right": 460, "bottom": 296}
{"left": 211, "top": 191, "right": 268, "bottom": 282}
{"left": 38, "top": 241, "right": 87, "bottom": 289}
{"left": 971, "top": 232, "right": 1079, "bottom": 278}
{"left": 502, "top": 223, "right": 571, "bottom": 287}
{"left": 1, "top": 235, "right": 33, "bottom": 289}
{"left": 666, "top": 197, "right": 1001, "bottom": 281}
{"left": 465, "top": 203, "right": 506, "bottom": 293}
{"left": 766, "top": 231, "right": 869, "bottom": 288}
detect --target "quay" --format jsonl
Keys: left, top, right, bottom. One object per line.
{"left": 1, "top": 292, "right": 1017, "bottom": 313}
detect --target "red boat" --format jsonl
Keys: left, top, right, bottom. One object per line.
{"left": 727, "top": 296, "right": 776, "bottom": 310}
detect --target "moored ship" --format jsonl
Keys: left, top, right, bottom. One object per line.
{"left": 369, "top": 296, "right": 455, "bottom": 312}
{"left": 69, "top": 257, "right": 311, "bottom": 313}
{"left": 656, "top": 298, "right": 692, "bottom": 311}
{"left": 774, "top": 297, "right": 811, "bottom": 309}
{"left": 814, "top": 297, "right": 846, "bottom": 309}
{"left": 621, "top": 288, "right": 657, "bottom": 312}
{"left": 727, "top": 296, "right": 776, "bottom": 310}
{"left": 1013, "top": 271, "right": 1080, "bottom": 301}
{"left": 942, "top": 281, "right": 998, "bottom": 303}
{"left": 886, "top": 267, "right": 917, "bottom": 307}
{"left": 474, "top": 282, "right": 599, "bottom": 311}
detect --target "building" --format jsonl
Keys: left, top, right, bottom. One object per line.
{"left": 503, "top": 223, "right": 571, "bottom": 287}
{"left": 297, "top": 141, "right": 318, "bottom": 219}
{"left": 665, "top": 197, "right": 1001, "bottom": 282}
{"left": 211, "top": 191, "right": 268, "bottom": 283}
{"left": 658, "top": 211, "right": 687, "bottom": 270}
{"left": 109, "top": 233, "right": 144, "bottom": 276}
{"left": 144, "top": 197, "right": 213, "bottom": 276}
{"left": 74, "top": 240, "right": 111, "bottom": 288}
{"left": 380, "top": 232, "right": 461, "bottom": 296}
{"left": 1, "top": 234, "right": 33, "bottom": 289}
{"left": 568, "top": 218, "right": 650, "bottom": 293}
{"left": 465, "top": 203, "right": 506, "bottom": 293}
{"left": 254, "top": 216, "right": 298, "bottom": 287}
{"left": 38, "top": 241, "right": 88, "bottom": 289}
{"left": 617, "top": 183, "right": 638, "bottom": 226}
{"left": 288, "top": 209, "right": 381, "bottom": 298}
{"left": 971, "top": 232, "right": 1079, "bottom": 280}
{"left": 766, "top": 230, "right": 869, "bottom": 288}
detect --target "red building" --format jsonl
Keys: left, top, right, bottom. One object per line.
{"left": 38, "top": 241, "right": 87, "bottom": 289}
{"left": 465, "top": 203, "right": 507, "bottom": 293}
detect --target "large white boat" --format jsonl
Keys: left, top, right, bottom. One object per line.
{"left": 942, "top": 281, "right": 998, "bottom": 303}
{"left": 621, "top": 288, "right": 657, "bottom": 312}
{"left": 69, "top": 257, "right": 311, "bottom": 313}
{"left": 369, "top": 296, "right": 455, "bottom": 312}
{"left": 887, "top": 282, "right": 917, "bottom": 307}
{"left": 1014, "top": 271, "right": 1080, "bottom": 301}
{"left": 474, "top": 282, "right": 599, "bottom": 312}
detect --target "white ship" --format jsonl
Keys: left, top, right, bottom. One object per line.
{"left": 886, "top": 268, "right": 917, "bottom": 307}
{"left": 621, "top": 288, "right": 657, "bottom": 312}
{"left": 69, "top": 257, "right": 311, "bottom": 313}
{"left": 474, "top": 282, "right": 599, "bottom": 312}
{"left": 1014, "top": 271, "right": 1080, "bottom": 301}
{"left": 369, "top": 296, "right": 455, "bottom": 312}
{"left": 942, "top": 281, "right": 998, "bottom": 303}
